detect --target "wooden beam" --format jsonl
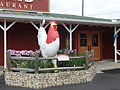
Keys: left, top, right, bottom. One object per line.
{"left": 11, "top": 66, "right": 85, "bottom": 72}
{"left": 85, "top": 50, "right": 89, "bottom": 69}
{"left": 72, "top": 24, "right": 80, "bottom": 33}
{"left": 39, "top": 66, "right": 85, "bottom": 71}
{"left": 11, "top": 56, "right": 85, "bottom": 61}
{"left": 6, "top": 51, "right": 11, "bottom": 71}
{"left": 62, "top": 23, "right": 79, "bottom": 50}
{"left": 62, "top": 23, "right": 71, "bottom": 33}
{"left": 6, "top": 21, "right": 16, "bottom": 31}
{"left": 35, "top": 53, "right": 39, "bottom": 73}
{"left": 45, "top": 23, "right": 49, "bottom": 29}
{"left": 0, "top": 24, "right": 5, "bottom": 31}
{"left": 12, "top": 68, "right": 34, "bottom": 72}
{"left": 40, "top": 19, "right": 45, "bottom": 27}
{"left": 117, "top": 51, "right": 120, "bottom": 55}
{"left": 116, "top": 28, "right": 120, "bottom": 34}
{"left": 11, "top": 56, "right": 36, "bottom": 61}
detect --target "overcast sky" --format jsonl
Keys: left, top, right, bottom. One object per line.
{"left": 50, "top": 0, "right": 120, "bottom": 19}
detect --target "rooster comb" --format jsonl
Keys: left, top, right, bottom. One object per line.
{"left": 49, "top": 20, "right": 57, "bottom": 25}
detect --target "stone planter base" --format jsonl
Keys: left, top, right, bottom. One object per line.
{"left": 5, "top": 66, "right": 96, "bottom": 89}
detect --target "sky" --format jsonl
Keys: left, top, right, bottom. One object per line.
{"left": 50, "top": 0, "right": 120, "bottom": 19}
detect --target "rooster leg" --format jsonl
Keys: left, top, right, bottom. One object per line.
{"left": 52, "top": 59, "right": 58, "bottom": 72}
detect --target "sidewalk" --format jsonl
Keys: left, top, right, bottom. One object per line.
{"left": 95, "top": 59, "right": 120, "bottom": 73}
{"left": 1, "top": 60, "right": 120, "bottom": 90}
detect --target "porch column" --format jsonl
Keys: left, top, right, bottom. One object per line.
{"left": 70, "top": 32, "right": 72, "bottom": 50}
{"left": 114, "top": 26, "right": 120, "bottom": 63}
{"left": 62, "top": 24, "right": 79, "bottom": 50}
{"left": 0, "top": 20, "right": 16, "bottom": 69}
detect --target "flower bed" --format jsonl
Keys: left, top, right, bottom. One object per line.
{"left": 8, "top": 49, "right": 86, "bottom": 73}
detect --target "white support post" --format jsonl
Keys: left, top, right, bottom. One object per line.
{"left": 69, "top": 24, "right": 72, "bottom": 50}
{"left": 114, "top": 26, "right": 120, "bottom": 63}
{"left": 116, "top": 28, "right": 120, "bottom": 34}
{"left": 72, "top": 24, "right": 80, "bottom": 33}
{"left": 62, "top": 23, "right": 71, "bottom": 32}
{"left": 45, "top": 23, "right": 49, "bottom": 29}
{"left": 30, "top": 21, "right": 39, "bottom": 30}
{"left": 30, "top": 20, "right": 46, "bottom": 30}
{"left": 4, "top": 22, "right": 7, "bottom": 70}
{"left": 114, "top": 26, "right": 117, "bottom": 63}
{"left": 70, "top": 32, "right": 72, "bottom": 50}
{"left": 62, "top": 23, "right": 79, "bottom": 50}
{"left": 0, "top": 20, "right": 16, "bottom": 70}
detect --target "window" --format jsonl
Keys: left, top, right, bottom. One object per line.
{"left": 80, "top": 34, "right": 87, "bottom": 46}
{"left": 92, "top": 34, "right": 98, "bottom": 46}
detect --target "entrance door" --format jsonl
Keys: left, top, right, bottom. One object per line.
{"left": 78, "top": 31, "right": 101, "bottom": 60}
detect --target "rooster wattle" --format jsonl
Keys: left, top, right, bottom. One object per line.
{"left": 37, "top": 20, "right": 60, "bottom": 58}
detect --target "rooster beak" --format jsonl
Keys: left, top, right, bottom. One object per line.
{"left": 53, "top": 23, "right": 57, "bottom": 26}
{"left": 51, "top": 22, "right": 57, "bottom": 26}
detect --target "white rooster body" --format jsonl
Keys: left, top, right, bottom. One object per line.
{"left": 37, "top": 21, "right": 60, "bottom": 58}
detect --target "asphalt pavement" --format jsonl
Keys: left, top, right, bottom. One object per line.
{"left": 1, "top": 60, "right": 120, "bottom": 90}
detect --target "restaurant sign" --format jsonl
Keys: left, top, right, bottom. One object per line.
{"left": 0, "top": 0, "right": 49, "bottom": 12}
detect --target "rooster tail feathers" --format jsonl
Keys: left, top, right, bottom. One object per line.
{"left": 37, "top": 27, "right": 47, "bottom": 46}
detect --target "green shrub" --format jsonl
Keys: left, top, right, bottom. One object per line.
{"left": 11, "top": 60, "right": 35, "bottom": 69}
{"left": 39, "top": 60, "right": 54, "bottom": 73}
{"left": 69, "top": 58, "right": 85, "bottom": 67}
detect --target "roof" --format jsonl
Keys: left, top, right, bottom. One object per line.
{"left": 0, "top": 10, "right": 118, "bottom": 26}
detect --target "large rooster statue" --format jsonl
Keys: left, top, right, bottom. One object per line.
{"left": 37, "top": 20, "right": 60, "bottom": 69}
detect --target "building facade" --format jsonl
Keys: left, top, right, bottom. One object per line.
{"left": 0, "top": 0, "right": 120, "bottom": 67}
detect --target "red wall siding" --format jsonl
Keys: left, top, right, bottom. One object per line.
{"left": 102, "top": 28, "right": 114, "bottom": 59}
{"left": 0, "top": 30, "right": 4, "bottom": 66}
{"left": 7, "top": 23, "right": 39, "bottom": 50}
{"left": 117, "top": 32, "right": 120, "bottom": 59}
{"left": 58, "top": 25, "right": 68, "bottom": 49}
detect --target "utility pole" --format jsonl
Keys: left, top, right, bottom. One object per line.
{"left": 82, "top": 0, "right": 84, "bottom": 16}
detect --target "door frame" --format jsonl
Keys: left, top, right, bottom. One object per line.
{"left": 76, "top": 29, "right": 102, "bottom": 60}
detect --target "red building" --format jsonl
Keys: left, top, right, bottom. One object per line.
{"left": 0, "top": 0, "right": 120, "bottom": 68}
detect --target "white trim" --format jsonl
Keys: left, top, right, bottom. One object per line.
{"left": 40, "top": 19, "right": 45, "bottom": 27}
{"left": 45, "top": 23, "right": 49, "bottom": 29}
{"left": 0, "top": 20, "right": 16, "bottom": 69}
{"left": 116, "top": 28, "right": 120, "bottom": 34}
{"left": 114, "top": 26, "right": 120, "bottom": 63}
{"left": 30, "top": 21, "right": 39, "bottom": 30}
{"left": 0, "top": 13, "right": 113, "bottom": 25}
{"left": 62, "top": 23, "right": 71, "bottom": 33}
{"left": 70, "top": 32, "right": 72, "bottom": 50}
{"left": 62, "top": 24, "right": 79, "bottom": 50}
{"left": 114, "top": 26, "right": 117, "bottom": 63}
{"left": 6, "top": 21, "right": 16, "bottom": 31}
{"left": 117, "top": 51, "right": 120, "bottom": 55}
{"left": 4, "top": 30, "right": 7, "bottom": 69}
{"left": 72, "top": 24, "right": 80, "bottom": 33}
{"left": 30, "top": 20, "right": 46, "bottom": 30}
{"left": 0, "top": 25, "right": 5, "bottom": 31}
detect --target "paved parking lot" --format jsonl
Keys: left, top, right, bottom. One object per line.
{"left": 1, "top": 60, "right": 120, "bottom": 90}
